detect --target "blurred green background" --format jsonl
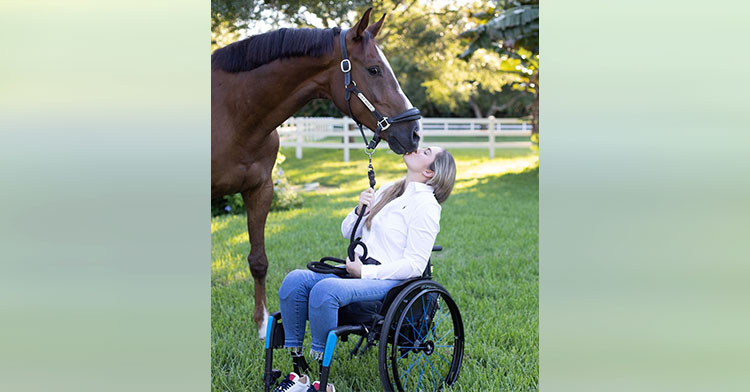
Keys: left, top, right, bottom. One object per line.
{"left": 541, "top": 1, "right": 750, "bottom": 391}
{"left": 0, "top": 0, "right": 210, "bottom": 391}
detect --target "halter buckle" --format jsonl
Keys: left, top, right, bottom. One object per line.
{"left": 340, "top": 59, "right": 352, "bottom": 73}
{"left": 377, "top": 117, "right": 391, "bottom": 131}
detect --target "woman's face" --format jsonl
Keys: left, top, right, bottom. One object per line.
{"left": 403, "top": 146, "right": 444, "bottom": 174}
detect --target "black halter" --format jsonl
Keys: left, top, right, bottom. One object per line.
{"left": 306, "top": 30, "right": 422, "bottom": 278}
{"left": 338, "top": 29, "right": 422, "bottom": 152}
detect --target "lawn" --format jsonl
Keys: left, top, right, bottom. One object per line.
{"left": 212, "top": 146, "right": 539, "bottom": 391}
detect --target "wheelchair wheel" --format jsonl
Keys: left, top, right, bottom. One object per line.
{"left": 378, "top": 280, "right": 464, "bottom": 391}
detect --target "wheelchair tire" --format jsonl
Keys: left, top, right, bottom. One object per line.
{"left": 378, "top": 280, "right": 464, "bottom": 391}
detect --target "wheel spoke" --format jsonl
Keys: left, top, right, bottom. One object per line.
{"left": 433, "top": 350, "right": 451, "bottom": 366}
{"left": 426, "top": 356, "right": 436, "bottom": 390}
{"left": 427, "top": 306, "right": 451, "bottom": 340}
{"left": 417, "top": 353, "right": 427, "bottom": 391}
{"left": 427, "top": 355, "right": 441, "bottom": 390}
{"left": 398, "top": 330, "right": 415, "bottom": 346}
{"left": 421, "top": 295, "right": 433, "bottom": 339}
{"left": 428, "top": 306, "right": 443, "bottom": 340}
{"left": 405, "top": 309, "right": 424, "bottom": 341}
{"left": 386, "top": 286, "right": 463, "bottom": 392}
{"left": 397, "top": 348, "right": 411, "bottom": 361}
{"left": 435, "top": 327, "right": 454, "bottom": 345}
{"left": 400, "top": 352, "right": 424, "bottom": 385}
{"left": 420, "top": 295, "right": 427, "bottom": 339}
{"left": 400, "top": 351, "right": 420, "bottom": 380}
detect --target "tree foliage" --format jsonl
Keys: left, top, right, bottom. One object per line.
{"left": 212, "top": 0, "right": 534, "bottom": 119}
{"left": 372, "top": 1, "right": 517, "bottom": 117}
{"left": 458, "top": 0, "right": 539, "bottom": 132}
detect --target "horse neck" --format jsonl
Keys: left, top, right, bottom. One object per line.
{"left": 219, "top": 55, "right": 337, "bottom": 137}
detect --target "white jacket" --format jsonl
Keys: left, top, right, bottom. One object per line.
{"left": 341, "top": 181, "right": 441, "bottom": 280}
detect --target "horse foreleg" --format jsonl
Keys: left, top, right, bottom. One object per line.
{"left": 242, "top": 180, "right": 273, "bottom": 339}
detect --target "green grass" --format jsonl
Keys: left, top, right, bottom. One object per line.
{"left": 212, "top": 147, "right": 539, "bottom": 391}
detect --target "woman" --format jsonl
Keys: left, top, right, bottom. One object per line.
{"left": 273, "top": 147, "right": 456, "bottom": 392}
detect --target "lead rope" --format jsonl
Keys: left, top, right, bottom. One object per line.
{"left": 307, "top": 148, "right": 379, "bottom": 278}
{"left": 347, "top": 149, "right": 376, "bottom": 259}
{"left": 310, "top": 29, "right": 423, "bottom": 277}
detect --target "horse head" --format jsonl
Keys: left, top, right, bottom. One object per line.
{"left": 330, "top": 8, "right": 421, "bottom": 155}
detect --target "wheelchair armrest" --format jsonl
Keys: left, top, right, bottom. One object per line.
{"left": 432, "top": 245, "right": 442, "bottom": 252}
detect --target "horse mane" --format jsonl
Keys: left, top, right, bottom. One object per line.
{"left": 212, "top": 27, "right": 343, "bottom": 73}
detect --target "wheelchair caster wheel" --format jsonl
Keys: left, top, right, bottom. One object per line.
{"left": 263, "top": 368, "right": 282, "bottom": 384}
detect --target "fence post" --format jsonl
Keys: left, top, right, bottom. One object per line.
{"left": 296, "top": 118, "right": 303, "bottom": 159}
{"left": 522, "top": 120, "right": 527, "bottom": 133}
{"left": 488, "top": 116, "right": 496, "bottom": 159}
{"left": 343, "top": 118, "right": 350, "bottom": 162}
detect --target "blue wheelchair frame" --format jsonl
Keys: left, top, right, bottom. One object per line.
{"left": 262, "top": 245, "right": 464, "bottom": 392}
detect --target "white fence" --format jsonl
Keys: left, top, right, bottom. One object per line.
{"left": 278, "top": 117, "right": 532, "bottom": 161}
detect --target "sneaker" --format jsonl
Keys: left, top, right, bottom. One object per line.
{"left": 306, "top": 381, "right": 335, "bottom": 392}
{"left": 273, "top": 372, "right": 310, "bottom": 392}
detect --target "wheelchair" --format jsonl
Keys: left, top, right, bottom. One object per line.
{"left": 263, "top": 246, "right": 464, "bottom": 392}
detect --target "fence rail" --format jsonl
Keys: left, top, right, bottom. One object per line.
{"left": 278, "top": 117, "right": 532, "bottom": 161}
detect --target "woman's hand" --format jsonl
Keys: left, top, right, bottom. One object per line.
{"left": 356, "top": 188, "right": 375, "bottom": 215}
{"left": 346, "top": 254, "right": 363, "bottom": 278}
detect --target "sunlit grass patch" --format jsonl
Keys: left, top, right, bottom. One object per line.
{"left": 212, "top": 147, "right": 538, "bottom": 391}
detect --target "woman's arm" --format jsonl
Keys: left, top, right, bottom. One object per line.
{"left": 360, "top": 202, "right": 441, "bottom": 280}
{"left": 340, "top": 182, "right": 394, "bottom": 238}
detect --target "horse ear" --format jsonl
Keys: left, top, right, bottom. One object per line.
{"left": 366, "top": 13, "right": 386, "bottom": 38}
{"left": 352, "top": 7, "right": 373, "bottom": 41}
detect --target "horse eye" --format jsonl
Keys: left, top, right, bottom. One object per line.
{"left": 368, "top": 66, "right": 381, "bottom": 76}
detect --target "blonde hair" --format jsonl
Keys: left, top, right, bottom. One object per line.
{"left": 365, "top": 150, "right": 456, "bottom": 230}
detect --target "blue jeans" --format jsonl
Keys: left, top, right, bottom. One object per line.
{"left": 278, "top": 269, "right": 401, "bottom": 354}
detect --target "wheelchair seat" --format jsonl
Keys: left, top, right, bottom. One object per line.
{"left": 337, "top": 276, "right": 426, "bottom": 326}
{"left": 338, "top": 300, "right": 381, "bottom": 326}
{"left": 335, "top": 247, "right": 442, "bottom": 327}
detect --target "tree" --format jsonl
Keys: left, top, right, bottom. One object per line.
{"left": 211, "top": 0, "right": 371, "bottom": 48}
{"left": 459, "top": 1, "right": 539, "bottom": 133}
{"left": 369, "top": 1, "right": 527, "bottom": 118}
{"left": 211, "top": 0, "right": 534, "bottom": 119}
{"left": 211, "top": 0, "right": 261, "bottom": 48}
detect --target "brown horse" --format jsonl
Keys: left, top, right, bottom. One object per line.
{"left": 211, "top": 8, "right": 422, "bottom": 338}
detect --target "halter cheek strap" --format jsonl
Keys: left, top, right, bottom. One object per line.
{"left": 305, "top": 29, "right": 424, "bottom": 279}
{"left": 339, "top": 29, "right": 422, "bottom": 151}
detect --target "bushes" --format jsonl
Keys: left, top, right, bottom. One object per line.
{"left": 269, "top": 153, "right": 303, "bottom": 211}
{"left": 211, "top": 152, "right": 303, "bottom": 217}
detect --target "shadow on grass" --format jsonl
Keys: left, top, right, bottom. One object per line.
{"left": 211, "top": 152, "right": 539, "bottom": 391}
{"left": 212, "top": 164, "right": 539, "bottom": 288}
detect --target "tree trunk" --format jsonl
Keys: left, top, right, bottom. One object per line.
{"left": 531, "top": 71, "right": 539, "bottom": 137}
{"left": 487, "top": 94, "right": 523, "bottom": 117}
{"left": 468, "top": 97, "right": 483, "bottom": 118}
